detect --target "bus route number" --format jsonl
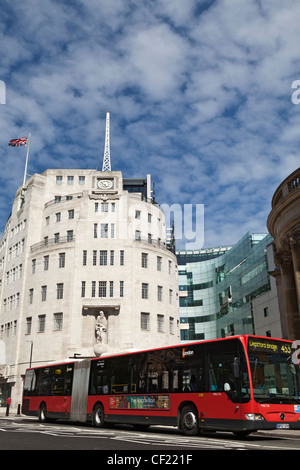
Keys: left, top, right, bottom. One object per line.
{"left": 281, "top": 344, "right": 291, "bottom": 354}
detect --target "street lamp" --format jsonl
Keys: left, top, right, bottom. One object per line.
{"left": 26, "top": 341, "right": 33, "bottom": 367}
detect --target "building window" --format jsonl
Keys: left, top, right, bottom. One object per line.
{"left": 81, "top": 281, "right": 86, "bottom": 298}
{"left": 135, "top": 230, "right": 141, "bottom": 241}
{"left": 110, "top": 281, "right": 114, "bottom": 297}
{"left": 67, "top": 230, "right": 73, "bottom": 241}
{"left": 148, "top": 233, "right": 152, "bottom": 244}
{"left": 54, "top": 233, "right": 60, "bottom": 243}
{"left": 94, "top": 223, "right": 98, "bottom": 238}
{"left": 100, "top": 250, "right": 107, "bottom": 266}
{"left": 38, "top": 315, "right": 46, "bottom": 333}
{"left": 101, "top": 203, "right": 108, "bottom": 212}
{"left": 56, "top": 176, "right": 63, "bottom": 184}
{"left": 264, "top": 307, "right": 269, "bottom": 317}
{"left": 101, "top": 224, "right": 108, "bottom": 238}
{"left": 32, "top": 259, "right": 36, "bottom": 274}
{"left": 157, "top": 314, "right": 164, "bottom": 332}
{"left": 169, "top": 317, "right": 174, "bottom": 334}
{"left": 53, "top": 313, "right": 63, "bottom": 331}
{"left": 266, "top": 330, "right": 271, "bottom": 337}
{"left": 68, "top": 209, "right": 74, "bottom": 219}
{"left": 92, "top": 281, "right": 96, "bottom": 297}
{"left": 41, "top": 286, "right": 47, "bottom": 302}
{"left": 44, "top": 255, "right": 49, "bottom": 271}
{"left": 157, "top": 256, "right": 162, "bottom": 271}
{"left": 120, "top": 250, "right": 124, "bottom": 266}
{"left": 29, "top": 288, "right": 34, "bottom": 304}
{"left": 83, "top": 250, "right": 87, "bottom": 266}
{"left": 95, "top": 202, "right": 99, "bottom": 213}
{"left": 93, "top": 250, "right": 97, "bottom": 265}
{"left": 56, "top": 212, "right": 61, "bottom": 222}
{"left": 67, "top": 176, "right": 74, "bottom": 185}
{"left": 26, "top": 317, "right": 32, "bottom": 335}
{"left": 168, "top": 260, "right": 172, "bottom": 274}
{"left": 57, "top": 283, "right": 64, "bottom": 299}
{"left": 98, "top": 281, "right": 107, "bottom": 297}
{"left": 157, "top": 286, "right": 163, "bottom": 302}
{"left": 169, "top": 289, "right": 173, "bottom": 304}
{"left": 110, "top": 250, "right": 114, "bottom": 266}
{"left": 59, "top": 252, "right": 65, "bottom": 268}
{"left": 148, "top": 213, "right": 152, "bottom": 223}
{"left": 79, "top": 176, "right": 85, "bottom": 185}
{"left": 142, "top": 283, "right": 149, "bottom": 299}
{"left": 141, "top": 312, "right": 150, "bottom": 330}
{"left": 141, "top": 252, "right": 148, "bottom": 268}
{"left": 135, "top": 210, "right": 141, "bottom": 219}
{"left": 120, "top": 281, "right": 124, "bottom": 297}
{"left": 111, "top": 223, "right": 115, "bottom": 238}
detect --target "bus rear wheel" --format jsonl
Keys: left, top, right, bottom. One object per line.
{"left": 180, "top": 405, "right": 199, "bottom": 436}
{"left": 92, "top": 403, "right": 105, "bottom": 428}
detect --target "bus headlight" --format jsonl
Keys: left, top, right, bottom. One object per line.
{"left": 245, "top": 413, "right": 265, "bottom": 421}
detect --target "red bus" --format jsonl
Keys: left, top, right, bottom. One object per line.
{"left": 22, "top": 335, "right": 300, "bottom": 437}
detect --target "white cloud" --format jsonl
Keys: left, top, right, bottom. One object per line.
{"left": 1, "top": 0, "right": 300, "bottom": 248}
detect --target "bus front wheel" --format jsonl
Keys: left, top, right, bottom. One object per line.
{"left": 92, "top": 403, "right": 105, "bottom": 428}
{"left": 38, "top": 403, "right": 47, "bottom": 423}
{"left": 180, "top": 405, "right": 199, "bottom": 436}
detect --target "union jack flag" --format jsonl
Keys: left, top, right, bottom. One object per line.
{"left": 8, "top": 136, "right": 28, "bottom": 147}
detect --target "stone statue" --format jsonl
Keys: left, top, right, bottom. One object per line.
{"left": 95, "top": 311, "right": 108, "bottom": 344}
{"left": 94, "top": 311, "right": 108, "bottom": 356}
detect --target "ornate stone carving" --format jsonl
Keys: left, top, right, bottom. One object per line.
{"left": 287, "top": 229, "right": 300, "bottom": 248}
{"left": 274, "top": 249, "right": 293, "bottom": 267}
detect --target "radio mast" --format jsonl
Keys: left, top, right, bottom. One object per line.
{"left": 102, "top": 111, "right": 111, "bottom": 171}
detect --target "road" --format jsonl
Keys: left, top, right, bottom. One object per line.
{"left": 0, "top": 417, "right": 299, "bottom": 454}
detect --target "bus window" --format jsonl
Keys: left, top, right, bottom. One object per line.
{"left": 169, "top": 345, "right": 205, "bottom": 393}
{"left": 111, "top": 357, "right": 131, "bottom": 394}
{"left": 23, "top": 369, "right": 37, "bottom": 396}
{"left": 89, "top": 359, "right": 111, "bottom": 395}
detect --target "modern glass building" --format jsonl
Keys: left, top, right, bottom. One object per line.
{"left": 177, "top": 233, "right": 277, "bottom": 342}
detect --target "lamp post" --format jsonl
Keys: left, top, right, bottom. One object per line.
{"left": 27, "top": 341, "right": 33, "bottom": 367}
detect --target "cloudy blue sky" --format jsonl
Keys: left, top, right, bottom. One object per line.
{"left": 1, "top": 0, "right": 300, "bottom": 249}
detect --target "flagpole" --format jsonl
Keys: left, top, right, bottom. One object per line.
{"left": 23, "top": 133, "right": 31, "bottom": 187}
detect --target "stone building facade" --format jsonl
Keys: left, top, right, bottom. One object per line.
{"left": 0, "top": 169, "right": 180, "bottom": 410}
{"left": 267, "top": 167, "right": 300, "bottom": 340}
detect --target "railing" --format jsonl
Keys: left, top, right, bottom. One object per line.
{"left": 44, "top": 192, "right": 83, "bottom": 209}
{"left": 31, "top": 235, "right": 75, "bottom": 253}
{"left": 272, "top": 167, "right": 300, "bottom": 208}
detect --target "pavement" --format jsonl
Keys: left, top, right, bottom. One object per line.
{"left": 0, "top": 406, "right": 300, "bottom": 440}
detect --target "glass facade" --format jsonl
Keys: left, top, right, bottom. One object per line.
{"left": 177, "top": 233, "right": 272, "bottom": 342}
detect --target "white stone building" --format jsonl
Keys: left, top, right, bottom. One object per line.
{"left": 0, "top": 169, "right": 180, "bottom": 410}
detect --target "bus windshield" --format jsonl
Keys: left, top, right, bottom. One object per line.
{"left": 248, "top": 337, "right": 300, "bottom": 404}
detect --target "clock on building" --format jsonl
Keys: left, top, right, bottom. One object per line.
{"left": 97, "top": 179, "right": 113, "bottom": 190}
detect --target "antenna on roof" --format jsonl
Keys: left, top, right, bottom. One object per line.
{"left": 102, "top": 111, "right": 111, "bottom": 171}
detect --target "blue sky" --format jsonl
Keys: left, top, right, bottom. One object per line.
{"left": 1, "top": 0, "right": 300, "bottom": 249}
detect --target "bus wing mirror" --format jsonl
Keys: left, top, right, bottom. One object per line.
{"left": 231, "top": 357, "right": 240, "bottom": 379}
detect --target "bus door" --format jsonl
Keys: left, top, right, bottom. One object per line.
{"left": 70, "top": 360, "right": 91, "bottom": 423}
{"left": 204, "top": 341, "right": 250, "bottom": 430}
